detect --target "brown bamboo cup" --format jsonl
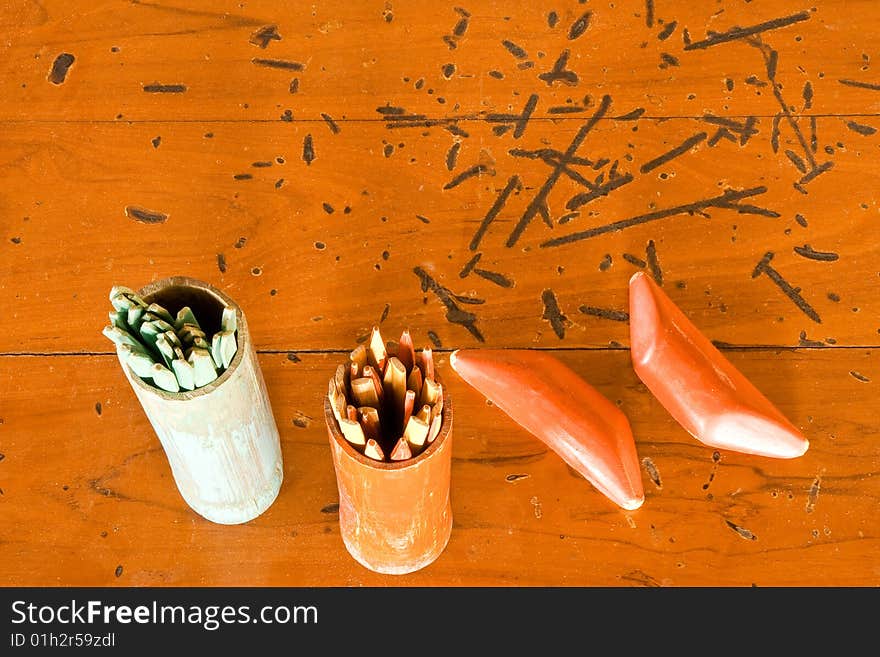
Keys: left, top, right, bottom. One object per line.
{"left": 115, "top": 276, "right": 283, "bottom": 525}
{"left": 324, "top": 390, "right": 453, "bottom": 575}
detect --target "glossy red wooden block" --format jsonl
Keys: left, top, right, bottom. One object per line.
{"left": 450, "top": 349, "right": 645, "bottom": 510}
{"left": 628, "top": 272, "right": 810, "bottom": 459}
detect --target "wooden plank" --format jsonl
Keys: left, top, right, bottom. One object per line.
{"left": 1, "top": 117, "right": 877, "bottom": 352}
{"left": 2, "top": 1, "right": 880, "bottom": 121}
{"left": 0, "top": 349, "right": 876, "bottom": 586}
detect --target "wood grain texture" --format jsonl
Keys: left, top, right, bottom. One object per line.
{"left": 0, "top": 351, "right": 876, "bottom": 586}
{"left": 0, "top": 0, "right": 878, "bottom": 587}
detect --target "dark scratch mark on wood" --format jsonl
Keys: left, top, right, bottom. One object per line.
{"left": 544, "top": 186, "right": 773, "bottom": 248}
{"left": 252, "top": 58, "right": 304, "bottom": 70}
{"left": 321, "top": 113, "right": 340, "bottom": 134}
{"left": 566, "top": 173, "right": 635, "bottom": 210}
{"left": 579, "top": 306, "right": 629, "bottom": 322}
{"left": 501, "top": 39, "right": 528, "bottom": 59}
{"left": 249, "top": 25, "right": 281, "bottom": 48}
{"left": 770, "top": 112, "right": 782, "bottom": 152}
{"left": 322, "top": 202, "right": 334, "bottom": 214}
{"left": 453, "top": 16, "right": 469, "bottom": 38}
{"left": 621, "top": 569, "right": 660, "bottom": 587}
{"left": 622, "top": 253, "right": 647, "bottom": 268}
{"left": 416, "top": 214, "right": 431, "bottom": 224}
{"left": 798, "top": 330, "right": 824, "bottom": 348}
{"left": 538, "top": 50, "right": 579, "bottom": 86}
{"left": 845, "top": 120, "right": 877, "bottom": 136}
{"left": 380, "top": 303, "right": 391, "bottom": 323}
{"left": 725, "top": 520, "right": 757, "bottom": 541}
{"left": 124, "top": 205, "right": 168, "bottom": 224}
{"left": 507, "top": 95, "right": 612, "bottom": 247}
{"left": 744, "top": 75, "right": 767, "bottom": 87}
{"left": 802, "top": 81, "right": 813, "bottom": 109}
{"left": 48, "top": 53, "right": 75, "bottom": 85}
{"left": 459, "top": 252, "right": 482, "bottom": 278}
{"left": 548, "top": 11, "right": 558, "bottom": 28}
{"left": 485, "top": 94, "right": 539, "bottom": 138}
{"left": 468, "top": 175, "right": 520, "bottom": 252}
{"left": 541, "top": 289, "right": 568, "bottom": 339}
{"left": 657, "top": 21, "right": 677, "bottom": 40}
{"left": 252, "top": 161, "right": 272, "bottom": 168}
{"left": 474, "top": 268, "right": 514, "bottom": 288}
{"left": 838, "top": 78, "right": 880, "bottom": 91}
{"left": 302, "top": 134, "right": 315, "bottom": 165}
{"left": 287, "top": 352, "right": 301, "bottom": 363}
{"left": 444, "top": 163, "right": 492, "bottom": 190}
{"left": 568, "top": 11, "right": 592, "bottom": 40}
{"left": 640, "top": 132, "right": 707, "bottom": 173}
{"left": 446, "top": 142, "right": 461, "bottom": 171}
{"left": 795, "top": 213, "right": 808, "bottom": 227}
{"left": 95, "top": 402, "right": 102, "bottom": 416}
{"left": 615, "top": 107, "right": 646, "bottom": 121}
{"left": 805, "top": 476, "right": 821, "bottom": 512}
{"left": 752, "top": 252, "right": 821, "bottom": 323}
{"left": 217, "top": 253, "right": 226, "bottom": 273}
{"left": 233, "top": 173, "right": 253, "bottom": 180}
{"left": 320, "top": 502, "right": 340, "bottom": 514}
{"left": 642, "top": 457, "right": 662, "bottom": 488}
{"left": 684, "top": 11, "right": 810, "bottom": 50}
{"left": 849, "top": 371, "right": 870, "bottom": 383}
{"left": 793, "top": 244, "right": 839, "bottom": 262}
{"left": 785, "top": 149, "right": 808, "bottom": 173}
{"left": 293, "top": 414, "right": 310, "bottom": 428}
{"left": 659, "top": 52, "right": 680, "bottom": 68}
{"left": 810, "top": 116, "right": 817, "bottom": 153}
{"left": 506, "top": 473, "right": 531, "bottom": 482}
{"left": 143, "top": 83, "right": 186, "bottom": 93}
{"left": 645, "top": 0, "right": 654, "bottom": 28}
{"left": 646, "top": 239, "right": 663, "bottom": 285}
{"left": 427, "top": 330, "right": 442, "bottom": 348}
{"left": 289, "top": 78, "right": 299, "bottom": 94}
{"left": 414, "top": 267, "right": 485, "bottom": 341}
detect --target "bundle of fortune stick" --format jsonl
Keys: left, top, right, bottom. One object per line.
{"left": 328, "top": 326, "right": 444, "bottom": 462}
{"left": 101, "top": 285, "right": 238, "bottom": 393}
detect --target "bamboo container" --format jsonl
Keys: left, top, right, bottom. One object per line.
{"left": 324, "top": 389, "right": 453, "bottom": 575}
{"left": 115, "top": 276, "right": 283, "bottom": 525}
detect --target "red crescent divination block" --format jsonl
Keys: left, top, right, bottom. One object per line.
{"left": 450, "top": 349, "right": 645, "bottom": 510}
{"left": 628, "top": 271, "right": 809, "bottom": 459}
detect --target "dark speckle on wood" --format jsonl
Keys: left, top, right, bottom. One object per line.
{"left": 725, "top": 520, "right": 757, "bottom": 541}
{"left": 642, "top": 457, "right": 662, "bottom": 488}
{"left": 95, "top": 402, "right": 102, "bottom": 416}
{"left": 124, "top": 205, "right": 168, "bottom": 224}
{"left": 506, "top": 473, "right": 531, "bottom": 482}
{"left": 252, "top": 58, "right": 304, "bottom": 70}
{"left": 321, "top": 502, "right": 340, "bottom": 514}
{"left": 143, "top": 83, "right": 187, "bottom": 93}
{"left": 115, "top": 565, "right": 123, "bottom": 578}
{"left": 303, "top": 134, "right": 315, "bottom": 165}
{"left": 579, "top": 305, "right": 629, "bottom": 322}
{"left": 293, "top": 413, "right": 310, "bottom": 428}
{"left": 217, "top": 253, "right": 227, "bottom": 273}
{"left": 151, "top": 136, "right": 161, "bottom": 148}
{"left": 845, "top": 120, "right": 877, "bottom": 136}
{"left": 249, "top": 25, "right": 281, "bottom": 48}
{"left": 568, "top": 11, "right": 592, "bottom": 40}
{"left": 233, "top": 173, "right": 253, "bottom": 180}
{"left": 287, "top": 352, "right": 301, "bottom": 362}
{"left": 849, "top": 370, "right": 870, "bottom": 382}
{"left": 321, "top": 113, "right": 340, "bottom": 134}
{"left": 47, "top": 53, "right": 75, "bottom": 84}
{"left": 541, "top": 289, "right": 568, "bottom": 339}
{"left": 427, "top": 330, "right": 442, "bottom": 348}
{"left": 416, "top": 214, "right": 431, "bottom": 224}
{"left": 805, "top": 476, "right": 821, "bottom": 512}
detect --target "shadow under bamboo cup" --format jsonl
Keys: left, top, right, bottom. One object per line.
{"left": 324, "top": 392, "right": 453, "bottom": 575}
{"left": 115, "top": 276, "right": 283, "bottom": 525}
